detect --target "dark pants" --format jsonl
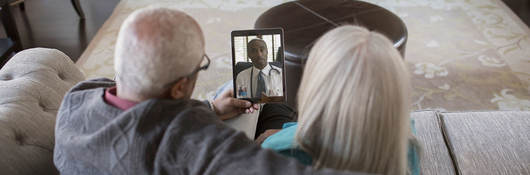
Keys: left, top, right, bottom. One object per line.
{"left": 254, "top": 103, "right": 296, "bottom": 139}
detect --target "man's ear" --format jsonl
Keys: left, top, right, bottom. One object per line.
{"left": 169, "top": 78, "right": 189, "bottom": 99}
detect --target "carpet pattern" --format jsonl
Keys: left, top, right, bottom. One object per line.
{"left": 76, "top": 0, "right": 530, "bottom": 111}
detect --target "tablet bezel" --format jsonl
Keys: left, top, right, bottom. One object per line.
{"left": 231, "top": 28, "right": 286, "bottom": 103}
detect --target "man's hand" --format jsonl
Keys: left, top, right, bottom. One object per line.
{"left": 259, "top": 92, "right": 284, "bottom": 103}
{"left": 255, "top": 129, "right": 281, "bottom": 145}
{"left": 212, "top": 89, "right": 259, "bottom": 120}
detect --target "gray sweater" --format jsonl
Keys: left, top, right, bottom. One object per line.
{"left": 53, "top": 79, "right": 364, "bottom": 175}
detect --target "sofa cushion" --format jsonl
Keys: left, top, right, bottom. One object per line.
{"left": 440, "top": 111, "right": 530, "bottom": 175}
{"left": 0, "top": 48, "right": 84, "bottom": 175}
{"left": 411, "top": 111, "right": 456, "bottom": 175}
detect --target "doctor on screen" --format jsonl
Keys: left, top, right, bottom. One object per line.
{"left": 236, "top": 38, "right": 283, "bottom": 99}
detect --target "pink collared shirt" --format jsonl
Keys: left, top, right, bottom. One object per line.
{"left": 104, "top": 86, "right": 138, "bottom": 110}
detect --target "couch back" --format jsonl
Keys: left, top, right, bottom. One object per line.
{"left": 0, "top": 48, "right": 84, "bottom": 175}
{"left": 412, "top": 110, "right": 530, "bottom": 175}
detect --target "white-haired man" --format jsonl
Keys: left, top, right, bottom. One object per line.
{"left": 53, "top": 7, "right": 360, "bottom": 175}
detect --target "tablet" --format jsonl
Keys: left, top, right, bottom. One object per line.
{"left": 231, "top": 28, "right": 286, "bottom": 103}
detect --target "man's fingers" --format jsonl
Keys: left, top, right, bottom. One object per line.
{"left": 231, "top": 98, "right": 252, "bottom": 108}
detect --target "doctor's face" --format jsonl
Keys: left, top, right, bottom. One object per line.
{"left": 248, "top": 40, "right": 268, "bottom": 69}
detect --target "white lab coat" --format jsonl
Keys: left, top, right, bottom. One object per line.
{"left": 236, "top": 64, "right": 283, "bottom": 98}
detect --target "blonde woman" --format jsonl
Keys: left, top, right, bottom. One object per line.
{"left": 260, "top": 25, "right": 420, "bottom": 175}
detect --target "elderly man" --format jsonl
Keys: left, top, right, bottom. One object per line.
{"left": 53, "top": 7, "right": 358, "bottom": 175}
{"left": 236, "top": 39, "right": 283, "bottom": 99}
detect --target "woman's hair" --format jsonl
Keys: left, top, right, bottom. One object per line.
{"left": 295, "top": 25, "right": 411, "bottom": 175}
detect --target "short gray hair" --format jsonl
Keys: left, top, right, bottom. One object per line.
{"left": 114, "top": 7, "right": 205, "bottom": 99}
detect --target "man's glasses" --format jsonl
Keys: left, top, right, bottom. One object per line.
{"left": 184, "top": 54, "right": 210, "bottom": 78}
{"left": 164, "top": 54, "right": 211, "bottom": 88}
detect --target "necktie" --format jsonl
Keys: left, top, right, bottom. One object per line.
{"left": 255, "top": 70, "right": 266, "bottom": 98}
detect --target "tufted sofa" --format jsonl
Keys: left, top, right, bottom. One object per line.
{"left": 0, "top": 48, "right": 528, "bottom": 175}
{"left": 0, "top": 48, "right": 84, "bottom": 175}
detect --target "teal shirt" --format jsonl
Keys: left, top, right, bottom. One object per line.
{"left": 262, "top": 121, "right": 420, "bottom": 175}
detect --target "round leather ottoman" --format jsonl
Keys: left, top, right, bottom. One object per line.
{"left": 255, "top": 0, "right": 407, "bottom": 108}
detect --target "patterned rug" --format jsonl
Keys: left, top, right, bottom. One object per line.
{"left": 76, "top": 0, "right": 530, "bottom": 111}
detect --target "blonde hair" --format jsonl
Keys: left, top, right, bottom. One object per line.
{"left": 295, "top": 25, "right": 411, "bottom": 175}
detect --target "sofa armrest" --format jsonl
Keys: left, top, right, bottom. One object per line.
{"left": 440, "top": 111, "right": 530, "bottom": 175}
{"left": 0, "top": 48, "right": 85, "bottom": 175}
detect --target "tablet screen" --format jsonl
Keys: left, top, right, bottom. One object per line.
{"left": 231, "top": 28, "right": 285, "bottom": 103}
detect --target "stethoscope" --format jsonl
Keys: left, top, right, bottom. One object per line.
{"left": 249, "top": 65, "right": 281, "bottom": 97}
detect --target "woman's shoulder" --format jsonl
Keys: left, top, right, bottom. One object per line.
{"left": 261, "top": 122, "right": 298, "bottom": 151}
{"left": 261, "top": 123, "right": 313, "bottom": 165}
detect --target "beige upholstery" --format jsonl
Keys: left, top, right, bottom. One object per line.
{"left": 0, "top": 48, "right": 84, "bottom": 175}
{"left": 441, "top": 111, "right": 530, "bottom": 175}
{"left": 0, "top": 49, "right": 527, "bottom": 175}
{"left": 411, "top": 111, "right": 456, "bottom": 175}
